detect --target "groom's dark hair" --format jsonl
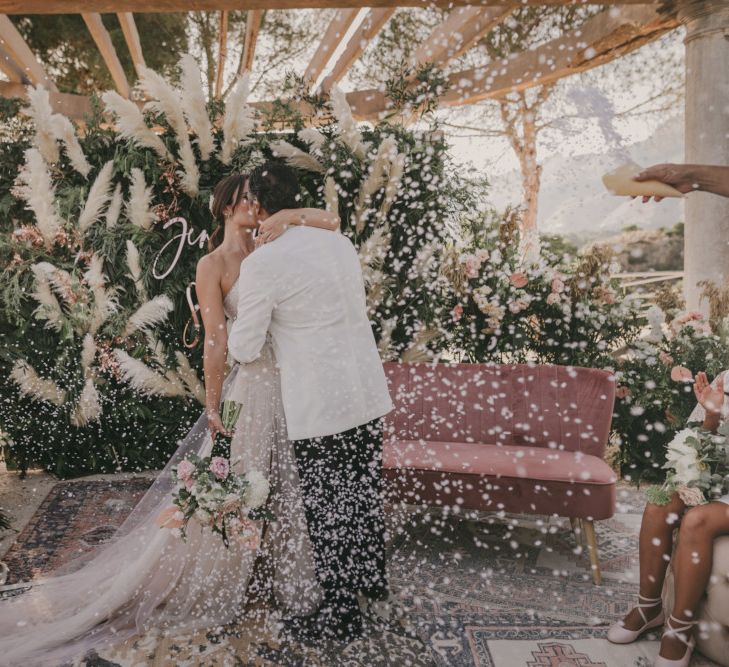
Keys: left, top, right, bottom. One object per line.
{"left": 248, "top": 162, "right": 301, "bottom": 214}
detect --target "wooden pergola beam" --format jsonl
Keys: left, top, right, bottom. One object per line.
{"left": 0, "top": 0, "right": 658, "bottom": 12}
{"left": 82, "top": 13, "right": 131, "bottom": 97}
{"left": 304, "top": 8, "right": 359, "bottom": 85}
{"left": 215, "top": 9, "right": 228, "bottom": 98}
{"left": 319, "top": 8, "right": 394, "bottom": 93}
{"left": 117, "top": 12, "right": 145, "bottom": 76}
{"left": 412, "top": 5, "right": 514, "bottom": 67}
{"left": 0, "top": 80, "right": 91, "bottom": 116}
{"left": 239, "top": 8, "right": 262, "bottom": 74}
{"left": 347, "top": 4, "right": 679, "bottom": 120}
{"left": 0, "top": 14, "right": 56, "bottom": 90}
{"left": 0, "top": 43, "right": 23, "bottom": 81}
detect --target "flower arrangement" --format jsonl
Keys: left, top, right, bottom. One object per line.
{"left": 157, "top": 454, "right": 271, "bottom": 548}
{"left": 645, "top": 424, "right": 729, "bottom": 506}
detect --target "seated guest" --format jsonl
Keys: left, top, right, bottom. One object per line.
{"left": 608, "top": 370, "right": 729, "bottom": 667}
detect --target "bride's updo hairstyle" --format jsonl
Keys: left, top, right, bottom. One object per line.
{"left": 208, "top": 173, "right": 247, "bottom": 252}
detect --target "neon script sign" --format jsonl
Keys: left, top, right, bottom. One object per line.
{"left": 152, "top": 216, "right": 209, "bottom": 280}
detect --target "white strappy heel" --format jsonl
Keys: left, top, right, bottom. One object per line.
{"left": 654, "top": 614, "right": 697, "bottom": 667}
{"left": 607, "top": 594, "right": 665, "bottom": 644}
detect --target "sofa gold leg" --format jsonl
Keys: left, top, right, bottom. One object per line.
{"left": 582, "top": 519, "right": 602, "bottom": 586}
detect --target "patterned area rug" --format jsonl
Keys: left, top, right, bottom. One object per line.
{"left": 0, "top": 479, "right": 721, "bottom": 666}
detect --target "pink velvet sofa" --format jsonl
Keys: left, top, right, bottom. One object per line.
{"left": 382, "top": 362, "right": 617, "bottom": 585}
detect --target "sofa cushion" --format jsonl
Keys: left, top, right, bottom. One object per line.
{"left": 383, "top": 439, "right": 617, "bottom": 486}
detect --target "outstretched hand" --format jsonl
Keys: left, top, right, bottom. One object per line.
{"left": 633, "top": 163, "right": 697, "bottom": 203}
{"left": 693, "top": 371, "right": 725, "bottom": 415}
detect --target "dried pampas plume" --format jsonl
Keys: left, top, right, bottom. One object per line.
{"left": 114, "top": 349, "right": 187, "bottom": 397}
{"left": 124, "top": 295, "right": 174, "bottom": 336}
{"left": 10, "top": 360, "right": 66, "bottom": 405}
{"left": 179, "top": 54, "right": 214, "bottom": 161}
{"left": 220, "top": 72, "right": 256, "bottom": 165}
{"left": 85, "top": 253, "right": 119, "bottom": 334}
{"left": 70, "top": 379, "right": 102, "bottom": 427}
{"left": 138, "top": 65, "right": 199, "bottom": 196}
{"left": 30, "top": 263, "right": 64, "bottom": 331}
{"left": 78, "top": 161, "right": 114, "bottom": 233}
{"left": 80, "top": 333, "right": 97, "bottom": 375}
{"left": 401, "top": 327, "right": 440, "bottom": 362}
{"left": 269, "top": 140, "right": 325, "bottom": 173}
{"left": 125, "top": 240, "right": 146, "bottom": 298}
{"left": 126, "top": 168, "right": 157, "bottom": 230}
{"left": 24, "top": 86, "right": 60, "bottom": 163}
{"left": 324, "top": 177, "right": 339, "bottom": 215}
{"left": 298, "top": 127, "right": 327, "bottom": 153}
{"left": 50, "top": 113, "right": 91, "bottom": 177}
{"left": 102, "top": 91, "right": 170, "bottom": 160}
{"left": 355, "top": 136, "right": 397, "bottom": 233}
{"left": 17, "top": 149, "right": 64, "bottom": 248}
{"left": 174, "top": 351, "right": 206, "bottom": 405}
{"left": 330, "top": 85, "right": 370, "bottom": 160}
{"left": 106, "top": 183, "right": 123, "bottom": 229}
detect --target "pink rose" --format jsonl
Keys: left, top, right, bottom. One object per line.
{"left": 209, "top": 456, "right": 230, "bottom": 480}
{"left": 615, "top": 386, "right": 631, "bottom": 399}
{"left": 670, "top": 366, "right": 694, "bottom": 382}
{"left": 508, "top": 299, "right": 528, "bottom": 314}
{"left": 509, "top": 272, "right": 528, "bottom": 288}
{"left": 546, "top": 292, "right": 560, "bottom": 306}
{"left": 658, "top": 351, "right": 674, "bottom": 366}
{"left": 551, "top": 278, "right": 565, "bottom": 293}
{"left": 452, "top": 304, "right": 464, "bottom": 321}
{"left": 176, "top": 459, "right": 195, "bottom": 483}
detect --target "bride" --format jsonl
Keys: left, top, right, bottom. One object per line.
{"left": 0, "top": 172, "right": 341, "bottom": 666}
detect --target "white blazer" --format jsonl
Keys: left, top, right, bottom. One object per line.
{"left": 228, "top": 226, "right": 393, "bottom": 441}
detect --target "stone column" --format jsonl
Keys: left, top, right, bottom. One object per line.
{"left": 679, "top": 0, "right": 729, "bottom": 312}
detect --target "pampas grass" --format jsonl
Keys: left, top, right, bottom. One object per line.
{"left": 324, "top": 177, "right": 339, "bottom": 215}
{"left": 174, "top": 350, "right": 206, "bottom": 405}
{"left": 124, "top": 295, "right": 174, "bottom": 336}
{"left": 298, "top": 127, "right": 327, "bottom": 153}
{"left": 17, "top": 149, "right": 63, "bottom": 247}
{"left": 138, "top": 65, "right": 199, "bottom": 196}
{"left": 80, "top": 333, "right": 97, "bottom": 374}
{"left": 220, "top": 72, "right": 255, "bottom": 165}
{"left": 125, "top": 240, "right": 146, "bottom": 297}
{"left": 114, "top": 349, "right": 187, "bottom": 397}
{"left": 379, "top": 151, "right": 406, "bottom": 220}
{"left": 78, "top": 161, "right": 114, "bottom": 233}
{"left": 25, "top": 86, "right": 59, "bottom": 163}
{"left": 30, "top": 263, "right": 64, "bottom": 331}
{"left": 269, "top": 140, "right": 325, "bottom": 173}
{"left": 10, "top": 360, "right": 66, "bottom": 405}
{"left": 85, "top": 254, "right": 118, "bottom": 334}
{"left": 51, "top": 113, "right": 91, "bottom": 177}
{"left": 102, "top": 91, "right": 170, "bottom": 159}
{"left": 401, "top": 327, "right": 440, "bottom": 362}
{"left": 70, "top": 379, "right": 102, "bottom": 426}
{"left": 354, "top": 137, "right": 397, "bottom": 233}
{"left": 330, "top": 85, "right": 370, "bottom": 160}
{"left": 106, "top": 183, "right": 123, "bottom": 229}
{"left": 179, "top": 54, "right": 214, "bottom": 161}
{"left": 126, "top": 168, "right": 157, "bottom": 230}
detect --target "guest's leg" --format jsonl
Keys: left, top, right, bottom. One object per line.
{"left": 659, "top": 502, "right": 729, "bottom": 660}
{"left": 620, "top": 493, "right": 685, "bottom": 631}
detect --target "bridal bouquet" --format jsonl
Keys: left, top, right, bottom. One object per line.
{"left": 646, "top": 424, "right": 729, "bottom": 506}
{"left": 157, "top": 454, "right": 272, "bottom": 548}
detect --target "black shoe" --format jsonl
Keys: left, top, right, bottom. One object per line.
{"left": 282, "top": 607, "right": 363, "bottom": 645}
{"left": 358, "top": 595, "right": 421, "bottom": 642}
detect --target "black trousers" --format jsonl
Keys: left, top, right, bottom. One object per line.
{"left": 292, "top": 418, "right": 388, "bottom": 629}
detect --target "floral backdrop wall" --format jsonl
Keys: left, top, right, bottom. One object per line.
{"left": 1, "top": 58, "right": 728, "bottom": 486}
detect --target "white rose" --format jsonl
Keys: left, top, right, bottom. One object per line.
{"left": 244, "top": 470, "right": 270, "bottom": 509}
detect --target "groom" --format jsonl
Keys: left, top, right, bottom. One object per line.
{"left": 228, "top": 162, "right": 394, "bottom": 642}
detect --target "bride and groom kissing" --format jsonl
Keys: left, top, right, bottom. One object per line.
{"left": 0, "top": 162, "right": 400, "bottom": 665}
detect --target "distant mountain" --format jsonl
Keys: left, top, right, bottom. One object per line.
{"left": 486, "top": 116, "right": 685, "bottom": 246}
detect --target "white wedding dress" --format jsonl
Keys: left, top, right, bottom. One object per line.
{"left": 0, "top": 277, "right": 322, "bottom": 666}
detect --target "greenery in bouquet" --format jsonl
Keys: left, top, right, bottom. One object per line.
{"left": 611, "top": 309, "right": 729, "bottom": 483}
{"left": 644, "top": 423, "right": 729, "bottom": 506}
{"left": 158, "top": 454, "right": 271, "bottom": 548}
